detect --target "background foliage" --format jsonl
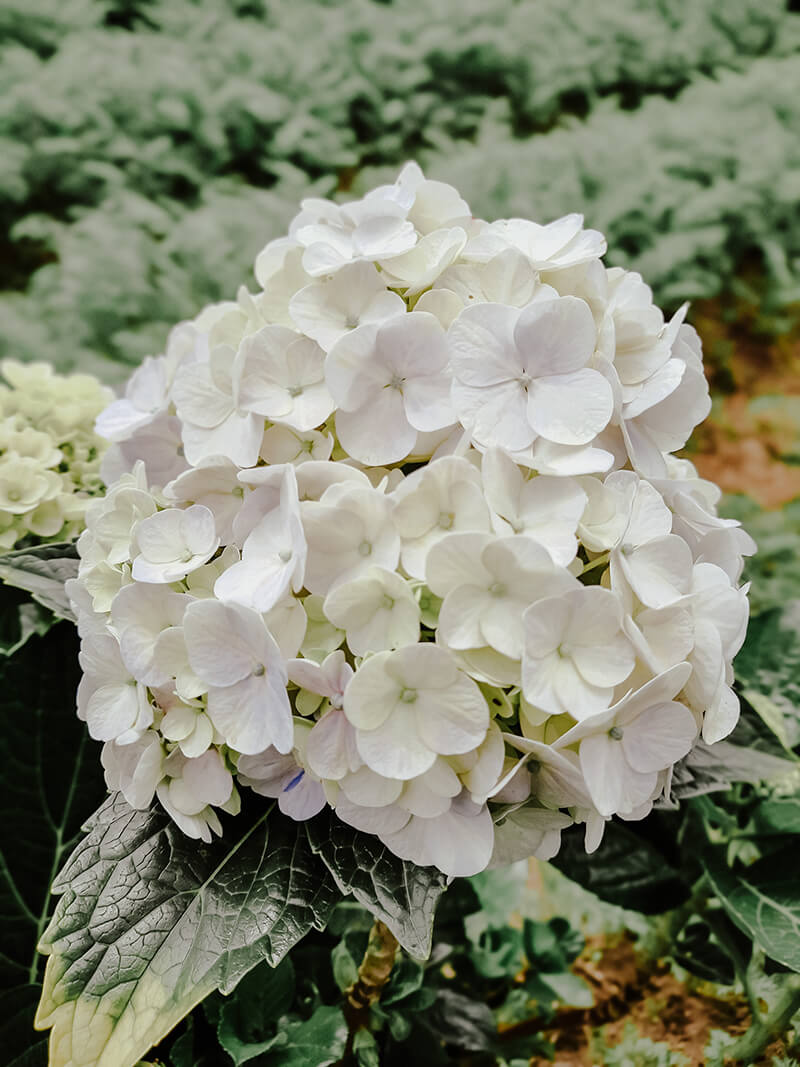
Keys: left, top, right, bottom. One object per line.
{"left": 2, "top": 1, "right": 800, "bottom": 1064}
{"left": 1, "top": 0, "right": 799, "bottom": 381}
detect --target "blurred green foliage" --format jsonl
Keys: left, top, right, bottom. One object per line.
{"left": 0, "top": 0, "right": 799, "bottom": 381}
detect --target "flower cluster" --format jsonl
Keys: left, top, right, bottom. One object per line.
{"left": 0, "top": 361, "right": 113, "bottom": 551}
{"left": 70, "top": 164, "right": 754, "bottom": 877}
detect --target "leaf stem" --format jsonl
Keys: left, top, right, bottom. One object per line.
{"left": 346, "top": 920, "right": 399, "bottom": 1012}
{"left": 343, "top": 919, "right": 399, "bottom": 1057}
{"left": 581, "top": 552, "right": 610, "bottom": 576}
{"left": 725, "top": 971, "right": 800, "bottom": 1065}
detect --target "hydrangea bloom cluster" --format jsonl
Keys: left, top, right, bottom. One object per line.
{"left": 70, "top": 164, "right": 755, "bottom": 878}
{"left": 0, "top": 360, "right": 113, "bottom": 551}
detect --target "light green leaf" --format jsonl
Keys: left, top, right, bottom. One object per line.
{"left": 705, "top": 847, "right": 800, "bottom": 971}
{"left": 752, "top": 797, "right": 800, "bottom": 836}
{"left": 305, "top": 810, "right": 447, "bottom": 958}
{"left": 330, "top": 939, "right": 358, "bottom": 993}
{"left": 261, "top": 1005, "right": 348, "bottom": 1067}
{"left": 538, "top": 971, "right": 594, "bottom": 1008}
{"left": 741, "top": 689, "right": 794, "bottom": 754}
{"left": 35, "top": 797, "right": 340, "bottom": 1067}
{"left": 0, "top": 543, "right": 79, "bottom": 621}
{"left": 669, "top": 739, "right": 797, "bottom": 800}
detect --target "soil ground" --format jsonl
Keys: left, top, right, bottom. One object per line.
{"left": 688, "top": 294, "right": 800, "bottom": 508}
{"left": 521, "top": 932, "right": 787, "bottom": 1066}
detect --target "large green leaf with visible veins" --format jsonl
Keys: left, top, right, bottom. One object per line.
{"left": 305, "top": 810, "right": 448, "bottom": 958}
{"left": 0, "top": 616, "right": 105, "bottom": 1066}
{"left": 705, "top": 846, "right": 800, "bottom": 971}
{"left": 35, "top": 795, "right": 341, "bottom": 1067}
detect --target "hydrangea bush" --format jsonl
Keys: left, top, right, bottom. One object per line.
{"left": 0, "top": 360, "right": 112, "bottom": 551}
{"left": 71, "top": 163, "right": 755, "bottom": 880}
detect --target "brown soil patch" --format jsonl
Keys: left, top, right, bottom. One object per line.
{"left": 498, "top": 933, "right": 787, "bottom": 1066}
{"left": 687, "top": 296, "right": 800, "bottom": 508}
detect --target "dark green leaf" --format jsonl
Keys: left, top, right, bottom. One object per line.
{"left": 0, "top": 621, "right": 105, "bottom": 989}
{"left": 382, "top": 954, "right": 425, "bottom": 1005}
{"left": 734, "top": 601, "right": 800, "bottom": 747}
{"left": 0, "top": 986, "right": 48, "bottom": 1067}
{"left": 672, "top": 916, "right": 737, "bottom": 985}
{"left": 36, "top": 797, "right": 340, "bottom": 1067}
{"left": 751, "top": 797, "right": 800, "bottom": 836}
{"left": 551, "top": 820, "right": 689, "bottom": 913}
{"left": 423, "top": 989, "right": 495, "bottom": 1052}
{"left": 168, "top": 1025, "right": 195, "bottom": 1067}
{"left": 305, "top": 810, "right": 447, "bottom": 958}
{"left": 705, "top": 846, "right": 800, "bottom": 971}
{"left": 217, "top": 957, "right": 295, "bottom": 1065}
{"left": 523, "top": 918, "right": 582, "bottom": 974}
{"left": 253, "top": 1005, "right": 348, "bottom": 1067}
{"left": 0, "top": 542, "right": 79, "bottom": 620}
{"left": 0, "top": 585, "right": 54, "bottom": 657}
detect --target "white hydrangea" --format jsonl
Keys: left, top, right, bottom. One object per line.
{"left": 0, "top": 360, "right": 113, "bottom": 550}
{"left": 70, "top": 163, "right": 754, "bottom": 878}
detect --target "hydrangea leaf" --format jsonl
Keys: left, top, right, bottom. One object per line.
{"left": 218, "top": 997, "right": 347, "bottom": 1067}
{"left": 704, "top": 846, "right": 800, "bottom": 971}
{"left": 35, "top": 796, "right": 340, "bottom": 1067}
{"left": 305, "top": 811, "right": 448, "bottom": 958}
{"left": 216, "top": 958, "right": 295, "bottom": 1065}
{"left": 0, "top": 622, "right": 104, "bottom": 1064}
{"left": 0, "top": 986, "right": 48, "bottom": 1067}
{"left": 257, "top": 1005, "right": 348, "bottom": 1067}
{"left": 0, "top": 585, "right": 54, "bottom": 657}
{"left": 0, "top": 620, "right": 105, "bottom": 986}
{"left": 751, "top": 797, "right": 800, "bottom": 836}
{"left": 667, "top": 739, "right": 796, "bottom": 802}
{"left": 550, "top": 819, "right": 689, "bottom": 914}
{"left": 734, "top": 600, "right": 800, "bottom": 747}
{"left": 0, "top": 543, "right": 79, "bottom": 621}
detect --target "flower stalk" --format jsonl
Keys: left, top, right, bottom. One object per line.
{"left": 346, "top": 919, "right": 399, "bottom": 1014}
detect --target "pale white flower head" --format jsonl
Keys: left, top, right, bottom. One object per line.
{"left": 449, "top": 289, "right": 613, "bottom": 453}
{"left": 323, "top": 566, "right": 420, "bottom": 657}
{"left": 326, "top": 311, "right": 455, "bottom": 466}
{"left": 343, "top": 644, "right": 490, "bottom": 780}
{"left": 289, "top": 260, "right": 406, "bottom": 351}
{"left": 131, "top": 504, "right": 220, "bottom": 584}
{"left": 183, "top": 598, "right": 292, "bottom": 755}
{"left": 73, "top": 163, "right": 749, "bottom": 876}
{"left": 521, "top": 586, "right": 635, "bottom": 720}
{"left": 391, "top": 454, "right": 491, "bottom": 580}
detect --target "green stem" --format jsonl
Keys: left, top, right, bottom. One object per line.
{"left": 581, "top": 551, "right": 610, "bottom": 576}
{"left": 726, "top": 972, "right": 800, "bottom": 1065}
{"left": 704, "top": 909, "right": 759, "bottom": 1018}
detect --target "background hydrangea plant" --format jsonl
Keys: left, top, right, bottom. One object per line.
{"left": 0, "top": 360, "right": 111, "bottom": 551}
{"left": 26, "top": 163, "right": 774, "bottom": 1067}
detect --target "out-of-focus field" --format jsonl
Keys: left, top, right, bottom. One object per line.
{"left": 3, "top": 0, "right": 799, "bottom": 609}
{"left": 2, "top": 3, "right": 800, "bottom": 1062}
